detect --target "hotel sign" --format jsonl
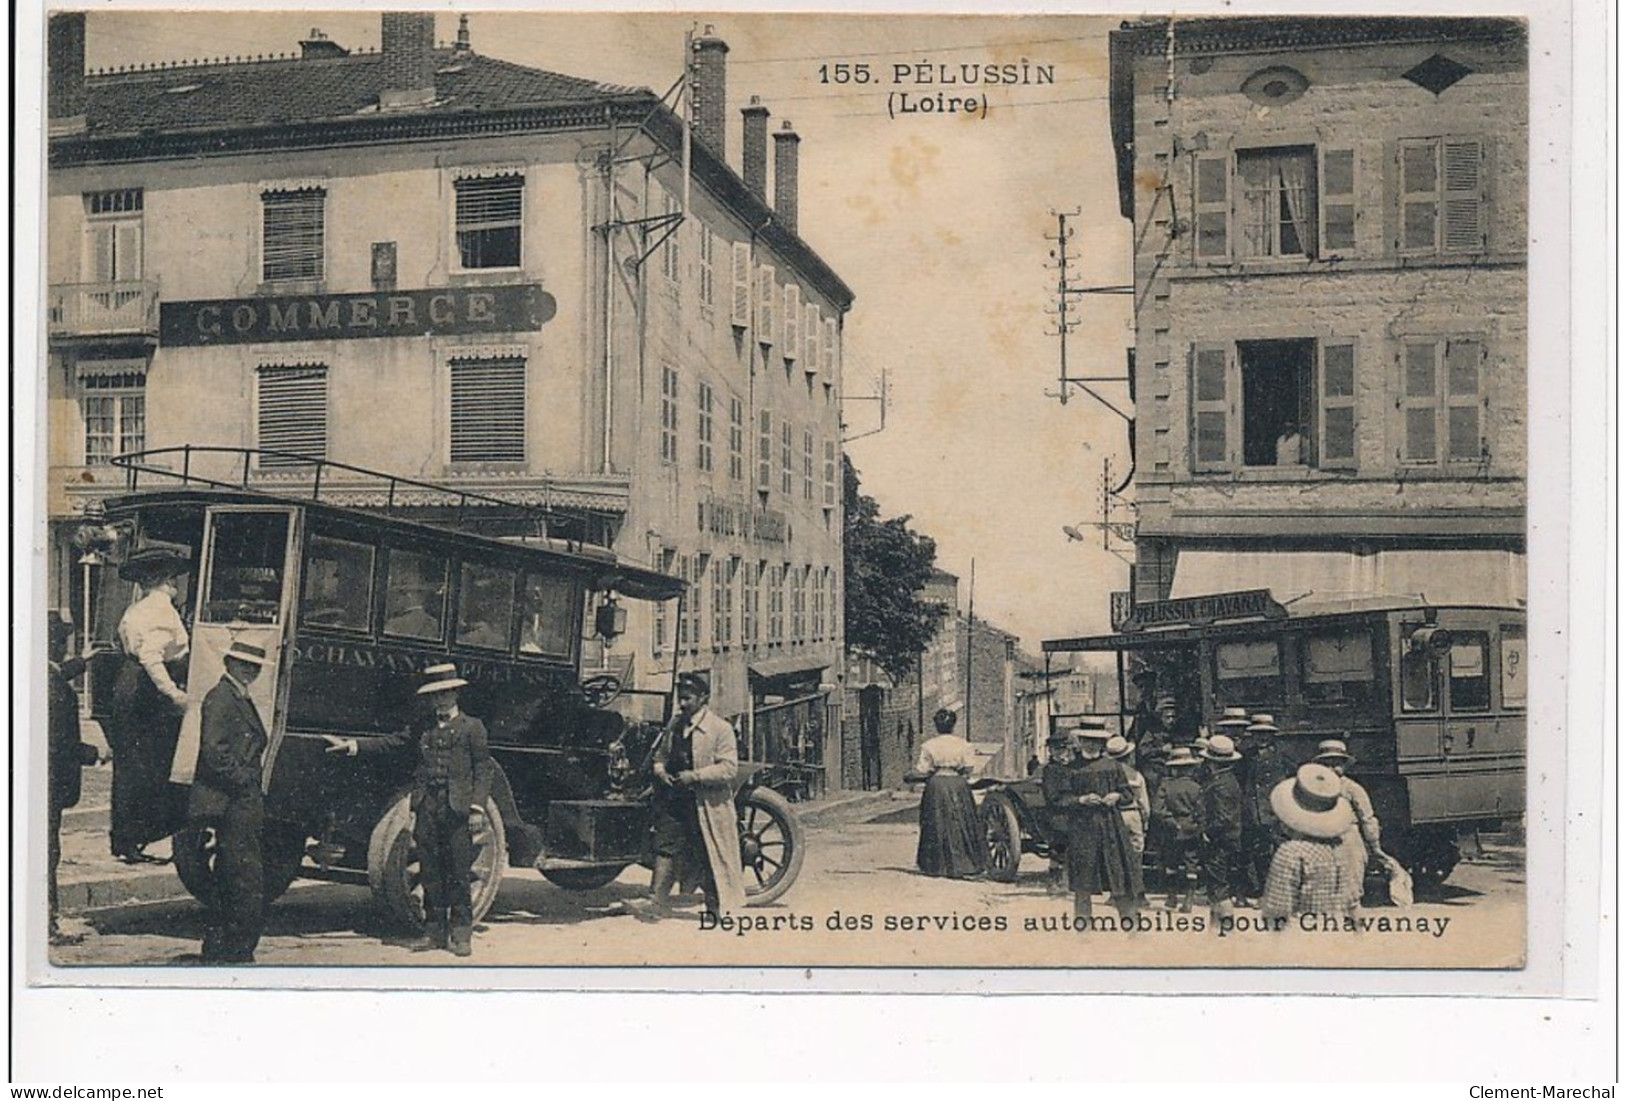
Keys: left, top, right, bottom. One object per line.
{"left": 159, "top": 284, "right": 556, "bottom": 347}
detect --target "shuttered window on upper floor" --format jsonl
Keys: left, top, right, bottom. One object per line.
{"left": 1399, "top": 138, "right": 1486, "bottom": 255}
{"left": 450, "top": 357, "right": 526, "bottom": 463}
{"left": 455, "top": 175, "right": 524, "bottom": 269}
{"left": 262, "top": 188, "right": 325, "bottom": 283}
{"left": 257, "top": 364, "right": 328, "bottom": 466}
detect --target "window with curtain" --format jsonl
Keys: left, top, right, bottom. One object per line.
{"left": 454, "top": 175, "right": 523, "bottom": 269}
{"left": 82, "top": 371, "right": 146, "bottom": 465}
{"left": 262, "top": 188, "right": 325, "bottom": 283}
{"left": 1237, "top": 147, "right": 1317, "bottom": 258}
{"left": 449, "top": 357, "right": 525, "bottom": 463}
{"left": 257, "top": 364, "right": 328, "bottom": 467}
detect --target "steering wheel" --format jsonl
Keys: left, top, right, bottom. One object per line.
{"left": 579, "top": 674, "right": 624, "bottom": 707}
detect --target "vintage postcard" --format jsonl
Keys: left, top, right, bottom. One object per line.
{"left": 24, "top": 5, "right": 1568, "bottom": 996}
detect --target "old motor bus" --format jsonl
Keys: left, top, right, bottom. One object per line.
{"left": 82, "top": 447, "right": 804, "bottom": 929}
{"left": 1038, "top": 589, "right": 1525, "bottom": 887}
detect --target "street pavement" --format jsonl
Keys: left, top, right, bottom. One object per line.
{"left": 47, "top": 774, "right": 1525, "bottom": 971}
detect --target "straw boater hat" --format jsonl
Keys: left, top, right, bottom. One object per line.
{"left": 1074, "top": 719, "right": 1111, "bottom": 740}
{"left": 1201, "top": 733, "right": 1242, "bottom": 762}
{"left": 117, "top": 545, "right": 191, "bottom": 584}
{"left": 223, "top": 639, "right": 269, "bottom": 667}
{"left": 1105, "top": 735, "right": 1135, "bottom": 760}
{"left": 1215, "top": 707, "right": 1252, "bottom": 729}
{"left": 1270, "top": 763, "right": 1356, "bottom": 840}
{"left": 1313, "top": 738, "right": 1355, "bottom": 764}
{"left": 417, "top": 662, "right": 468, "bottom": 695}
{"left": 1247, "top": 713, "right": 1281, "bottom": 734}
{"left": 1164, "top": 746, "right": 1200, "bottom": 768}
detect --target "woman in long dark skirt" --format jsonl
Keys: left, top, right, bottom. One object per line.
{"left": 1053, "top": 724, "right": 1143, "bottom": 925}
{"left": 906, "top": 708, "right": 987, "bottom": 880}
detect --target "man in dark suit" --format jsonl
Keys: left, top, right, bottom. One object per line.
{"left": 188, "top": 638, "right": 271, "bottom": 964}
{"left": 48, "top": 610, "right": 105, "bottom": 946}
{"left": 326, "top": 663, "right": 491, "bottom": 956}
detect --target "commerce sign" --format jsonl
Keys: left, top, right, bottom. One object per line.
{"left": 159, "top": 284, "right": 556, "bottom": 347}
{"left": 1117, "top": 588, "right": 1286, "bottom": 632}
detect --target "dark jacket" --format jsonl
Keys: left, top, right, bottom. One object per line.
{"left": 362, "top": 711, "right": 492, "bottom": 812}
{"left": 1152, "top": 772, "right": 1204, "bottom": 840}
{"left": 1201, "top": 767, "right": 1245, "bottom": 845}
{"left": 49, "top": 656, "right": 99, "bottom": 810}
{"left": 189, "top": 675, "right": 269, "bottom": 822}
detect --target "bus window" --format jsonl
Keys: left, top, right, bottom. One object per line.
{"left": 457, "top": 562, "right": 517, "bottom": 650}
{"left": 1302, "top": 630, "right": 1376, "bottom": 708}
{"left": 1400, "top": 648, "right": 1439, "bottom": 712}
{"left": 200, "top": 511, "right": 290, "bottom": 624}
{"left": 1448, "top": 632, "right": 1491, "bottom": 712}
{"left": 1500, "top": 627, "right": 1527, "bottom": 710}
{"left": 382, "top": 550, "right": 448, "bottom": 641}
{"left": 1214, "top": 639, "right": 1283, "bottom": 711}
{"left": 301, "top": 536, "right": 375, "bottom": 631}
{"left": 519, "top": 573, "right": 577, "bottom": 658}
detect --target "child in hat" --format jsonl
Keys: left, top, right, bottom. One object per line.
{"left": 1260, "top": 763, "right": 1360, "bottom": 921}
{"left": 1313, "top": 739, "right": 1384, "bottom": 903}
{"left": 1198, "top": 733, "right": 1247, "bottom": 919}
{"left": 326, "top": 663, "right": 492, "bottom": 956}
{"left": 1049, "top": 724, "right": 1142, "bottom": 926}
{"left": 1151, "top": 746, "right": 1204, "bottom": 911}
{"left": 188, "top": 638, "right": 273, "bottom": 963}
{"left": 1105, "top": 736, "right": 1150, "bottom": 860}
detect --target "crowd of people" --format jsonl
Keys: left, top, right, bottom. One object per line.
{"left": 907, "top": 691, "right": 1392, "bottom": 931}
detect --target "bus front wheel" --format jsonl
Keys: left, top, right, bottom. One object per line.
{"left": 366, "top": 794, "right": 508, "bottom": 932}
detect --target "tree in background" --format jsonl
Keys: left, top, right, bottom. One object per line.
{"left": 843, "top": 456, "right": 946, "bottom": 681}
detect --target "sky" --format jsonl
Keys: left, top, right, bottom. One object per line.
{"left": 81, "top": 8, "right": 1136, "bottom": 651}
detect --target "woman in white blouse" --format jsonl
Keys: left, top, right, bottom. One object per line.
{"left": 106, "top": 547, "right": 191, "bottom": 863}
{"left": 905, "top": 708, "right": 987, "bottom": 879}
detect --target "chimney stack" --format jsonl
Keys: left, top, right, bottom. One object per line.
{"left": 300, "top": 28, "right": 350, "bottom": 60}
{"left": 454, "top": 14, "right": 471, "bottom": 56}
{"left": 773, "top": 120, "right": 801, "bottom": 233}
{"left": 48, "top": 11, "right": 87, "bottom": 136}
{"left": 690, "top": 27, "right": 729, "bottom": 157}
{"left": 380, "top": 12, "right": 436, "bottom": 110}
{"left": 741, "top": 96, "right": 770, "bottom": 202}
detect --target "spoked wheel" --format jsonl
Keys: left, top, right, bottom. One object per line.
{"left": 1389, "top": 825, "right": 1461, "bottom": 896}
{"left": 737, "top": 786, "right": 805, "bottom": 907}
{"left": 173, "top": 820, "right": 308, "bottom": 908}
{"left": 981, "top": 795, "right": 1023, "bottom": 883}
{"left": 367, "top": 794, "right": 508, "bottom": 932}
{"left": 541, "top": 865, "right": 630, "bottom": 891}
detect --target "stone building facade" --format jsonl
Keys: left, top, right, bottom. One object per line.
{"left": 45, "top": 13, "right": 852, "bottom": 778}
{"left": 1108, "top": 17, "right": 1526, "bottom": 606}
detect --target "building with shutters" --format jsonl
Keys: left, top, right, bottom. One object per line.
{"left": 44, "top": 13, "right": 852, "bottom": 783}
{"left": 1107, "top": 17, "right": 1526, "bottom": 608}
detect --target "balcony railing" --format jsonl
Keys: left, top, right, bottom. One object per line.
{"left": 48, "top": 281, "right": 160, "bottom": 340}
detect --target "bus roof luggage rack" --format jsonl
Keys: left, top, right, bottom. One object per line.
{"left": 109, "top": 446, "right": 591, "bottom": 549}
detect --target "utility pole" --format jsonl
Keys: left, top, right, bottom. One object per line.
{"left": 1044, "top": 209, "right": 1132, "bottom": 420}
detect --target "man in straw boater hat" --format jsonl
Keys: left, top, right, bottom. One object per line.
{"left": 326, "top": 663, "right": 492, "bottom": 956}
{"left": 1151, "top": 746, "right": 1204, "bottom": 911}
{"left": 1198, "top": 732, "right": 1247, "bottom": 919}
{"left": 1313, "top": 739, "right": 1385, "bottom": 903}
{"left": 1105, "top": 735, "right": 1151, "bottom": 861}
{"left": 1046, "top": 721, "right": 1142, "bottom": 926}
{"left": 1260, "top": 763, "right": 1361, "bottom": 922}
{"left": 627, "top": 671, "right": 746, "bottom": 920}
{"left": 106, "top": 545, "right": 193, "bottom": 865}
{"left": 1237, "top": 713, "right": 1291, "bottom": 905}
{"left": 186, "top": 638, "right": 272, "bottom": 964}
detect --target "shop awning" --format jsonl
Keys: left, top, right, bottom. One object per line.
{"left": 1170, "top": 548, "right": 1526, "bottom": 606}
{"left": 748, "top": 655, "right": 829, "bottom": 682}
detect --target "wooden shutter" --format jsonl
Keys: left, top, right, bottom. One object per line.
{"left": 450, "top": 357, "right": 526, "bottom": 463}
{"left": 757, "top": 410, "right": 773, "bottom": 491}
{"left": 1401, "top": 341, "right": 1440, "bottom": 463}
{"left": 262, "top": 189, "right": 326, "bottom": 282}
{"left": 1444, "top": 338, "right": 1484, "bottom": 461}
{"left": 1193, "top": 154, "right": 1230, "bottom": 261}
{"left": 823, "top": 439, "right": 837, "bottom": 507}
{"left": 756, "top": 264, "right": 777, "bottom": 346}
{"left": 730, "top": 242, "right": 752, "bottom": 327}
{"left": 1441, "top": 139, "right": 1485, "bottom": 253}
{"left": 1318, "top": 341, "right": 1358, "bottom": 469}
{"left": 805, "top": 303, "right": 822, "bottom": 375}
{"left": 823, "top": 317, "right": 839, "bottom": 376}
{"left": 1190, "top": 343, "right": 1233, "bottom": 472}
{"left": 1398, "top": 140, "right": 1439, "bottom": 253}
{"left": 1319, "top": 148, "right": 1356, "bottom": 256}
{"left": 783, "top": 284, "right": 801, "bottom": 360}
{"left": 257, "top": 365, "right": 328, "bottom": 466}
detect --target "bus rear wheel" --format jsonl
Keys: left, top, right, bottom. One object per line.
{"left": 1389, "top": 826, "right": 1461, "bottom": 895}
{"left": 173, "top": 821, "right": 307, "bottom": 909}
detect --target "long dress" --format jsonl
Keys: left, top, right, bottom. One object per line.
{"left": 914, "top": 735, "right": 987, "bottom": 879}
{"left": 1056, "top": 755, "right": 1143, "bottom": 900}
